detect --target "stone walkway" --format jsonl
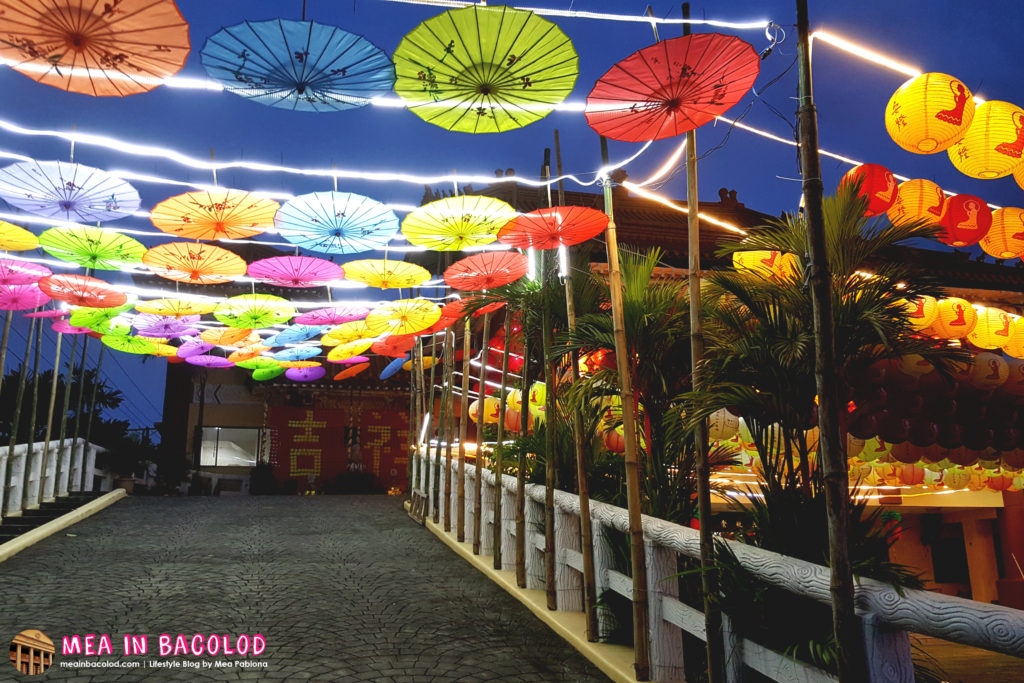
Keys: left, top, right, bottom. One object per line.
{"left": 0, "top": 496, "right": 609, "bottom": 682}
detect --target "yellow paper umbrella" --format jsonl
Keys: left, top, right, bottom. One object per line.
{"left": 150, "top": 189, "right": 280, "bottom": 240}
{"left": 149, "top": 343, "right": 179, "bottom": 357}
{"left": 341, "top": 259, "right": 431, "bottom": 289}
{"left": 401, "top": 195, "right": 516, "bottom": 251}
{"left": 403, "top": 356, "right": 437, "bottom": 371}
{"left": 327, "top": 338, "right": 374, "bottom": 362}
{"left": 213, "top": 294, "right": 296, "bottom": 328}
{"left": 134, "top": 298, "right": 218, "bottom": 317}
{"left": 365, "top": 298, "right": 441, "bottom": 336}
{"left": 0, "top": 221, "right": 39, "bottom": 251}
{"left": 321, "top": 320, "right": 371, "bottom": 346}
{"left": 279, "top": 360, "right": 321, "bottom": 368}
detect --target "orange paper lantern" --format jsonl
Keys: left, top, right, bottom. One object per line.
{"left": 967, "top": 306, "right": 1015, "bottom": 349}
{"left": 1003, "top": 317, "right": 1024, "bottom": 359}
{"left": 886, "top": 179, "right": 946, "bottom": 225}
{"left": 980, "top": 207, "right": 1024, "bottom": 259}
{"left": 885, "top": 73, "right": 975, "bottom": 154}
{"left": 948, "top": 100, "right": 1024, "bottom": 179}
{"left": 937, "top": 194, "right": 992, "bottom": 246}
{"left": 931, "top": 298, "right": 978, "bottom": 338}
{"left": 840, "top": 163, "right": 898, "bottom": 216}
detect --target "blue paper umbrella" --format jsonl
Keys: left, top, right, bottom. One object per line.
{"left": 380, "top": 354, "right": 408, "bottom": 380}
{"left": 0, "top": 160, "right": 140, "bottom": 222}
{"left": 264, "top": 324, "right": 326, "bottom": 347}
{"left": 275, "top": 191, "right": 399, "bottom": 255}
{"left": 273, "top": 345, "right": 323, "bottom": 361}
{"left": 201, "top": 19, "right": 395, "bottom": 112}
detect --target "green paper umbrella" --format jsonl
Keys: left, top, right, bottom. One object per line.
{"left": 393, "top": 5, "right": 578, "bottom": 133}
{"left": 253, "top": 366, "right": 287, "bottom": 381}
{"left": 39, "top": 226, "right": 146, "bottom": 271}
{"left": 235, "top": 356, "right": 280, "bottom": 370}
{"left": 101, "top": 334, "right": 156, "bottom": 355}
{"left": 69, "top": 304, "right": 134, "bottom": 333}
{"left": 213, "top": 294, "right": 296, "bottom": 329}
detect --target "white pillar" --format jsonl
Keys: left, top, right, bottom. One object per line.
{"left": 501, "top": 484, "right": 516, "bottom": 572}
{"left": 525, "top": 492, "right": 546, "bottom": 590}
{"left": 57, "top": 439, "right": 71, "bottom": 497}
{"left": 480, "top": 474, "right": 495, "bottom": 557}
{"left": 24, "top": 442, "right": 42, "bottom": 510}
{"left": 42, "top": 441, "right": 58, "bottom": 502}
{"left": 591, "top": 519, "right": 615, "bottom": 639}
{"left": 0, "top": 452, "right": 8, "bottom": 520}
{"left": 83, "top": 444, "right": 97, "bottom": 492}
{"left": 555, "top": 506, "right": 583, "bottom": 611}
{"left": 645, "top": 540, "right": 685, "bottom": 682}
{"left": 6, "top": 446, "right": 25, "bottom": 517}
{"left": 427, "top": 449, "right": 437, "bottom": 519}
{"left": 69, "top": 439, "right": 83, "bottom": 493}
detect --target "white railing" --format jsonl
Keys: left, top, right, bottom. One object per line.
{"left": 0, "top": 439, "right": 109, "bottom": 522}
{"left": 411, "top": 449, "right": 1024, "bottom": 683}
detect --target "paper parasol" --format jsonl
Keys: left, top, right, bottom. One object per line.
{"left": 38, "top": 274, "right": 127, "bottom": 307}
{"left": 227, "top": 345, "right": 269, "bottom": 363}
{"left": 441, "top": 297, "right": 504, "bottom": 318}
{"left": 334, "top": 362, "right": 369, "bottom": 380}
{"left": 265, "top": 324, "right": 325, "bottom": 346}
{"left": 53, "top": 319, "right": 90, "bottom": 334}
{"left": 235, "top": 356, "right": 279, "bottom": 370}
{"left": 142, "top": 242, "right": 248, "bottom": 285}
{"left": 0, "top": 221, "right": 40, "bottom": 251}
{"left": 273, "top": 346, "right": 322, "bottom": 362}
{"left": 380, "top": 355, "right": 408, "bottom": 380}
{"left": 133, "top": 313, "right": 200, "bottom": 338}
{"left": 0, "top": 0, "right": 190, "bottom": 96}
{"left": 0, "top": 284, "right": 50, "bottom": 310}
{"left": 393, "top": 5, "right": 578, "bottom": 133}
{"left": 187, "top": 354, "right": 235, "bottom": 368}
{"left": 148, "top": 343, "right": 179, "bottom": 357}
{"left": 176, "top": 339, "right": 214, "bottom": 358}
{"left": 247, "top": 255, "right": 342, "bottom": 288}
{"left": 39, "top": 225, "right": 146, "bottom": 270}
{"left": 497, "top": 206, "right": 609, "bottom": 249}
{"left": 275, "top": 192, "right": 399, "bottom": 254}
{"left": 214, "top": 294, "right": 295, "bottom": 329}
{"left": 585, "top": 33, "right": 760, "bottom": 142}
{"left": 0, "top": 160, "right": 140, "bottom": 221}
{"left": 286, "top": 365, "right": 326, "bottom": 382}
{"left": 201, "top": 19, "right": 394, "bottom": 112}
{"left": 417, "top": 315, "right": 457, "bottom": 336}
{"left": 101, "top": 334, "right": 156, "bottom": 355}
{"left": 294, "top": 305, "right": 369, "bottom": 326}
{"left": 365, "top": 299, "right": 441, "bottom": 336}
{"left": 341, "top": 259, "right": 430, "bottom": 289}
{"left": 253, "top": 366, "right": 286, "bottom": 381}
{"left": 403, "top": 357, "right": 437, "bottom": 371}
{"left": 443, "top": 251, "right": 527, "bottom": 291}
{"left": 150, "top": 189, "right": 280, "bottom": 240}
{"left": 69, "top": 304, "right": 133, "bottom": 333}
{"left": 321, "top": 320, "right": 370, "bottom": 346}
{"left": 371, "top": 334, "right": 416, "bottom": 358}
{"left": 134, "top": 298, "right": 217, "bottom": 317}
{"left": 24, "top": 308, "right": 69, "bottom": 318}
{"left": 326, "top": 339, "right": 374, "bottom": 362}
{"left": 401, "top": 195, "right": 516, "bottom": 251}
{"left": 336, "top": 355, "right": 369, "bottom": 365}
{"left": 0, "top": 259, "right": 51, "bottom": 285}
{"left": 278, "top": 360, "right": 321, "bottom": 369}
{"left": 199, "top": 327, "right": 254, "bottom": 346}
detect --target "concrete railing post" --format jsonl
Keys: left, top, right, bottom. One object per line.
{"left": 721, "top": 612, "right": 743, "bottom": 683}
{"left": 6, "top": 447, "right": 25, "bottom": 517}
{"left": 25, "top": 442, "right": 42, "bottom": 510}
{"left": 57, "top": 440, "right": 71, "bottom": 497}
{"left": 525, "top": 491, "right": 546, "bottom": 590}
{"left": 591, "top": 519, "right": 615, "bottom": 639}
{"left": 501, "top": 482, "right": 516, "bottom": 572}
{"left": 645, "top": 540, "right": 685, "bottom": 682}
{"left": 69, "top": 439, "right": 83, "bottom": 493}
{"left": 480, "top": 474, "right": 495, "bottom": 557}
{"left": 555, "top": 506, "right": 583, "bottom": 612}
{"left": 438, "top": 454, "right": 447, "bottom": 528}
{"left": 427, "top": 450, "right": 437, "bottom": 519}
{"left": 42, "top": 442, "right": 58, "bottom": 503}
{"left": 83, "top": 444, "right": 97, "bottom": 492}
{"left": 863, "top": 612, "right": 913, "bottom": 683}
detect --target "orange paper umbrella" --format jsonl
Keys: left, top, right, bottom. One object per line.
{"left": 200, "top": 327, "right": 254, "bottom": 346}
{"left": 497, "top": 206, "right": 609, "bottom": 249}
{"left": 334, "top": 362, "right": 370, "bottom": 380}
{"left": 0, "top": 0, "right": 191, "bottom": 97}
{"left": 38, "top": 273, "right": 127, "bottom": 307}
{"left": 279, "top": 360, "right": 321, "bottom": 369}
{"left": 401, "top": 195, "right": 517, "bottom": 251}
{"left": 0, "top": 221, "right": 39, "bottom": 251}
{"left": 372, "top": 334, "right": 417, "bottom": 358}
{"left": 322, "top": 320, "right": 371, "bottom": 346}
{"left": 326, "top": 338, "right": 374, "bottom": 362}
{"left": 341, "top": 258, "right": 430, "bottom": 289}
{"left": 150, "top": 189, "right": 280, "bottom": 240}
{"left": 444, "top": 251, "right": 527, "bottom": 291}
{"left": 142, "top": 242, "right": 248, "bottom": 284}
{"left": 134, "top": 298, "right": 217, "bottom": 317}
{"left": 417, "top": 315, "right": 457, "bottom": 336}
{"left": 227, "top": 345, "right": 269, "bottom": 363}
{"left": 365, "top": 298, "right": 441, "bottom": 336}
{"left": 441, "top": 297, "right": 504, "bottom": 318}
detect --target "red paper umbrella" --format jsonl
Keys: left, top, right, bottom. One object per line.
{"left": 441, "top": 297, "right": 505, "bottom": 319}
{"left": 372, "top": 334, "right": 417, "bottom": 358}
{"left": 0, "top": 284, "right": 50, "bottom": 310}
{"left": 417, "top": 316, "right": 457, "bottom": 336}
{"left": 247, "top": 255, "right": 343, "bottom": 288}
{"left": 38, "top": 274, "right": 127, "bottom": 308}
{"left": 497, "top": 206, "right": 609, "bottom": 249}
{"left": 334, "top": 362, "right": 370, "bottom": 380}
{"left": 585, "top": 33, "right": 760, "bottom": 142}
{"left": 443, "top": 251, "right": 528, "bottom": 291}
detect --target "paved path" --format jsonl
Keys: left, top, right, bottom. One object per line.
{"left": 0, "top": 496, "right": 609, "bottom": 682}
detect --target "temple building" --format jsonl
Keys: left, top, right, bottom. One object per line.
{"left": 9, "top": 630, "right": 54, "bottom": 676}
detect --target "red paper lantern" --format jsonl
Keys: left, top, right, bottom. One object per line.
{"left": 603, "top": 428, "right": 626, "bottom": 454}
{"left": 840, "top": 163, "right": 899, "bottom": 216}
{"left": 937, "top": 194, "right": 992, "bottom": 246}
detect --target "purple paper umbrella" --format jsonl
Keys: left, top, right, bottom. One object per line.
{"left": 186, "top": 354, "right": 235, "bottom": 368}
{"left": 24, "top": 308, "right": 69, "bottom": 318}
{"left": 286, "top": 365, "right": 326, "bottom": 381}
{"left": 52, "top": 319, "right": 91, "bottom": 334}
{"left": 134, "top": 313, "right": 202, "bottom": 338}
{"left": 0, "top": 284, "right": 51, "bottom": 310}
{"left": 0, "top": 259, "right": 51, "bottom": 286}
{"left": 247, "top": 256, "right": 343, "bottom": 288}
{"left": 177, "top": 338, "right": 215, "bottom": 358}
{"left": 293, "top": 305, "right": 370, "bottom": 326}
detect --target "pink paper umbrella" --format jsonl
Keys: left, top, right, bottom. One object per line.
{"left": 186, "top": 355, "right": 235, "bottom": 368}
{"left": 177, "top": 339, "right": 215, "bottom": 358}
{"left": 247, "top": 256, "right": 343, "bottom": 288}
{"left": 24, "top": 308, "right": 69, "bottom": 318}
{"left": 286, "top": 365, "right": 326, "bottom": 381}
{"left": 0, "top": 259, "right": 51, "bottom": 286}
{"left": 337, "top": 355, "right": 370, "bottom": 365}
{"left": 0, "top": 284, "right": 51, "bottom": 310}
{"left": 134, "top": 313, "right": 201, "bottom": 337}
{"left": 52, "top": 319, "right": 90, "bottom": 334}
{"left": 293, "top": 304, "right": 370, "bottom": 325}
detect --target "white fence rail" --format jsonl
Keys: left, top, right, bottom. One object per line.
{"left": 411, "top": 450, "right": 1024, "bottom": 683}
{"left": 0, "top": 439, "right": 108, "bottom": 521}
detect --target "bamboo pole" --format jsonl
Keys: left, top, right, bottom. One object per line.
{"left": 72, "top": 333, "right": 90, "bottom": 491}
{"left": 456, "top": 318, "right": 472, "bottom": 542}
{"left": 407, "top": 346, "right": 417, "bottom": 502}
{"left": 541, "top": 245, "right": 558, "bottom": 610}
{"left": 7, "top": 318, "right": 37, "bottom": 500}
{"left": 681, "top": 7, "right": 725, "bottom": 680}
{"left": 0, "top": 310, "right": 12, "bottom": 395}
{"left": 492, "top": 312, "right": 512, "bottom": 570}
{"left": 23, "top": 310, "right": 43, "bottom": 508}
{"left": 37, "top": 330, "right": 63, "bottom": 503}
{"left": 426, "top": 326, "right": 440, "bottom": 520}
{"left": 515, "top": 332, "right": 531, "bottom": 588}
{"left": 473, "top": 310, "right": 491, "bottom": 554}
{"left": 600, "top": 136, "right": 650, "bottom": 680}
{"left": 442, "top": 327, "right": 456, "bottom": 532}
{"left": 82, "top": 345, "right": 105, "bottom": 456}
{"left": 55, "top": 332, "right": 79, "bottom": 488}
{"left": 796, "top": 2, "right": 866, "bottom": 679}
